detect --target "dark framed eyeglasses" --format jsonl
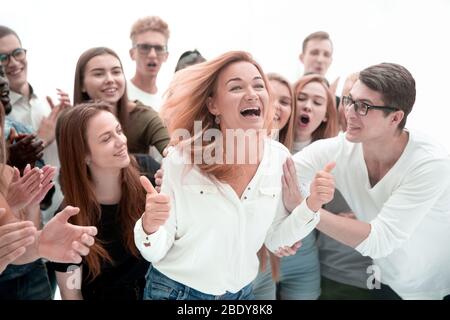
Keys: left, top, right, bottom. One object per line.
{"left": 342, "top": 95, "right": 398, "bottom": 116}
{"left": 134, "top": 43, "right": 167, "bottom": 56}
{"left": 0, "top": 48, "right": 27, "bottom": 66}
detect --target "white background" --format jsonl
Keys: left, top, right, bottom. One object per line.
{"left": 2, "top": 0, "right": 450, "bottom": 151}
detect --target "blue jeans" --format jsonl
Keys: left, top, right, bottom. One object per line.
{"left": 0, "top": 259, "right": 52, "bottom": 300}
{"left": 144, "top": 266, "right": 254, "bottom": 300}
{"left": 253, "top": 232, "right": 321, "bottom": 300}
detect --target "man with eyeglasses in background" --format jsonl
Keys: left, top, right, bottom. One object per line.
{"left": 128, "top": 16, "right": 170, "bottom": 112}
{"left": 0, "top": 25, "right": 71, "bottom": 299}
{"left": 284, "top": 62, "right": 450, "bottom": 299}
{"left": 0, "top": 26, "right": 69, "bottom": 213}
{"left": 1, "top": 64, "right": 45, "bottom": 173}
{"left": 0, "top": 26, "right": 70, "bottom": 154}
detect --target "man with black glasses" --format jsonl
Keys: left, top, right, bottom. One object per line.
{"left": 128, "top": 16, "right": 170, "bottom": 112}
{"left": 0, "top": 26, "right": 69, "bottom": 153}
{"left": 0, "top": 25, "right": 71, "bottom": 299}
{"left": 1, "top": 64, "right": 45, "bottom": 172}
{"left": 0, "top": 25, "right": 70, "bottom": 209}
{"left": 284, "top": 62, "right": 450, "bottom": 299}
{"left": 0, "top": 25, "right": 71, "bottom": 209}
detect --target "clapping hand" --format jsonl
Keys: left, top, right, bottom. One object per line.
{"left": 0, "top": 208, "right": 37, "bottom": 273}
{"left": 282, "top": 158, "right": 304, "bottom": 212}
{"left": 38, "top": 206, "right": 97, "bottom": 263}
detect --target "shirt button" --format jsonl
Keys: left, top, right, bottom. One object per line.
{"left": 244, "top": 196, "right": 247, "bottom": 200}
{"left": 247, "top": 187, "right": 251, "bottom": 190}
{"left": 144, "top": 236, "right": 151, "bottom": 247}
{"left": 200, "top": 191, "right": 203, "bottom": 194}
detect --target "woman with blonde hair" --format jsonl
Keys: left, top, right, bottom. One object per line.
{"left": 134, "top": 51, "right": 335, "bottom": 300}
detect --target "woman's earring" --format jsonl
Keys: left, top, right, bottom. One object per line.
{"left": 215, "top": 115, "right": 221, "bottom": 125}
{"left": 86, "top": 159, "right": 91, "bottom": 166}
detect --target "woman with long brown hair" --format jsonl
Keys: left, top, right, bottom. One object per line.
{"left": 52, "top": 102, "right": 149, "bottom": 300}
{"left": 73, "top": 47, "right": 169, "bottom": 156}
{"left": 134, "top": 51, "right": 335, "bottom": 300}
{"left": 0, "top": 101, "right": 97, "bottom": 293}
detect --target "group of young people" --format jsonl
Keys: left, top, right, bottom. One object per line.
{"left": 1, "top": 17, "right": 449, "bottom": 301}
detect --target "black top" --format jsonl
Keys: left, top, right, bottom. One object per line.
{"left": 49, "top": 204, "right": 149, "bottom": 300}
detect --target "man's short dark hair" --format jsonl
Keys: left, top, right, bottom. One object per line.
{"left": 359, "top": 63, "right": 416, "bottom": 129}
{"left": 0, "top": 25, "right": 21, "bottom": 44}
{"left": 302, "top": 31, "right": 332, "bottom": 53}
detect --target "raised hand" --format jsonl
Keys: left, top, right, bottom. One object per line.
{"left": 6, "top": 165, "right": 43, "bottom": 212}
{"left": 38, "top": 206, "right": 97, "bottom": 264}
{"left": 7, "top": 129, "right": 44, "bottom": 172}
{"left": 37, "top": 90, "right": 71, "bottom": 147}
{"left": 0, "top": 208, "right": 37, "bottom": 273}
{"left": 306, "top": 162, "right": 336, "bottom": 212}
{"left": 46, "top": 89, "right": 71, "bottom": 113}
{"left": 56, "top": 88, "right": 72, "bottom": 109}
{"left": 6, "top": 165, "right": 56, "bottom": 213}
{"left": 273, "top": 241, "right": 302, "bottom": 258}
{"left": 140, "top": 176, "right": 170, "bottom": 235}
{"left": 282, "top": 157, "right": 303, "bottom": 212}
{"left": 29, "top": 165, "right": 56, "bottom": 205}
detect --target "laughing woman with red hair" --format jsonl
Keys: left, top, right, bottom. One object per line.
{"left": 134, "top": 51, "right": 335, "bottom": 300}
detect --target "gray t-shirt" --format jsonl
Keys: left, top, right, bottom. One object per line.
{"left": 318, "top": 189, "right": 373, "bottom": 289}
{"left": 293, "top": 139, "right": 372, "bottom": 289}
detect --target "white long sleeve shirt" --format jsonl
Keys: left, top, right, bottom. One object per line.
{"left": 292, "top": 130, "right": 450, "bottom": 299}
{"left": 134, "top": 138, "right": 319, "bottom": 295}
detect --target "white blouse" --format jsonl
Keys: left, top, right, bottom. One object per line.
{"left": 134, "top": 138, "right": 319, "bottom": 295}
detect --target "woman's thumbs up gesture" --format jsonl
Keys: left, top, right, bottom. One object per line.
{"left": 140, "top": 176, "right": 171, "bottom": 235}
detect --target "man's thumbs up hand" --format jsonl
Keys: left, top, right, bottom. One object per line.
{"left": 306, "top": 162, "right": 336, "bottom": 212}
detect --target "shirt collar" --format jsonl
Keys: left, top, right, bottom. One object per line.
{"left": 9, "top": 83, "right": 36, "bottom": 105}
